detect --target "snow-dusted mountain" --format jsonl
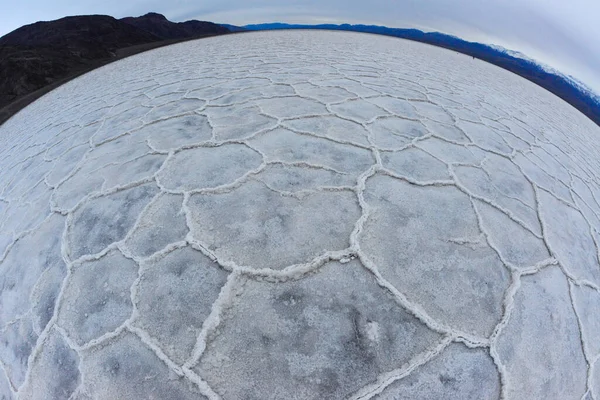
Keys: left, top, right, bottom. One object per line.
{"left": 489, "top": 44, "right": 600, "bottom": 105}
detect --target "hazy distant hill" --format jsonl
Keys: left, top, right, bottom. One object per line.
{"left": 0, "top": 13, "right": 230, "bottom": 125}
{"left": 238, "top": 23, "right": 600, "bottom": 127}
{"left": 219, "top": 24, "right": 249, "bottom": 33}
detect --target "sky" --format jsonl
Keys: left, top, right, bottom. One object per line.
{"left": 1, "top": 0, "right": 599, "bottom": 94}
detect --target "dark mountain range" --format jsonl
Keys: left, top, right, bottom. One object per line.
{"left": 0, "top": 15, "right": 161, "bottom": 57}
{"left": 0, "top": 15, "right": 159, "bottom": 108}
{"left": 238, "top": 23, "right": 600, "bottom": 127}
{"left": 121, "top": 12, "right": 228, "bottom": 40}
{"left": 0, "top": 13, "right": 230, "bottom": 125}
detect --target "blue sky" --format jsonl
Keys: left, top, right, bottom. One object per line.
{"left": 1, "top": 0, "right": 598, "bottom": 94}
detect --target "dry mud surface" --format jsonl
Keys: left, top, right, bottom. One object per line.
{"left": 1, "top": 31, "right": 600, "bottom": 399}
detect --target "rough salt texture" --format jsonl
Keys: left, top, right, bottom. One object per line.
{"left": 0, "top": 30, "right": 599, "bottom": 399}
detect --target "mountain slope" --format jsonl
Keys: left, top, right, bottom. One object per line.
{"left": 0, "top": 15, "right": 162, "bottom": 111}
{"left": 120, "top": 12, "right": 229, "bottom": 40}
{"left": 0, "top": 13, "right": 231, "bottom": 125}
{"left": 0, "top": 15, "right": 161, "bottom": 58}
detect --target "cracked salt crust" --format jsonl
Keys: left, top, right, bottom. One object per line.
{"left": 0, "top": 30, "right": 599, "bottom": 399}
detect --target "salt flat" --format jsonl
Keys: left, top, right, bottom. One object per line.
{"left": 0, "top": 30, "right": 599, "bottom": 399}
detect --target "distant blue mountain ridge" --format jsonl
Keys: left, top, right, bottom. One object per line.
{"left": 226, "top": 22, "right": 600, "bottom": 127}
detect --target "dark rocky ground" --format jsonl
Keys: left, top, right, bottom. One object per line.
{"left": 0, "top": 13, "right": 230, "bottom": 125}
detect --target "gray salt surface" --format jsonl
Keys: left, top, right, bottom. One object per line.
{"left": 0, "top": 30, "right": 599, "bottom": 399}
